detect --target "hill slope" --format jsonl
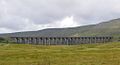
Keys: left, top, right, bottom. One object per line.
{"left": 0, "top": 18, "right": 120, "bottom": 37}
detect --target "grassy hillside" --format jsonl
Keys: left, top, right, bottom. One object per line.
{"left": 0, "top": 42, "right": 120, "bottom": 65}
{"left": 0, "top": 18, "right": 120, "bottom": 37}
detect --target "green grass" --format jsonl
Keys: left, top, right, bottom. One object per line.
{"left": 0, "top": 42, "right": 120, "bottom": 65}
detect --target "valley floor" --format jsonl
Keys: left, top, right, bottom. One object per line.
{"left": 0, "top": 42, "right": 120, "bottom": 65}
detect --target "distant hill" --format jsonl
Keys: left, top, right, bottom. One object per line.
{"left": 0, "top": 18, "right": 120, "bottom": 37}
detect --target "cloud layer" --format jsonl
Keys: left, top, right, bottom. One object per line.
{"left": 0, "top": 0, "right": 120, "bottom": 33}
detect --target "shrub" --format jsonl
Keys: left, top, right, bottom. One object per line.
{"left": 0, "top": 37, "right": 5, "bottom": 42}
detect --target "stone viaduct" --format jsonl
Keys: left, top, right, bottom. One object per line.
{"left": 11, "top": 37, "right": 113, "bottom": 45}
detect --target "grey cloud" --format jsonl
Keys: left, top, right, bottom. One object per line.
{"left": 0, "top": 0, "right": 120, "bottom": 33}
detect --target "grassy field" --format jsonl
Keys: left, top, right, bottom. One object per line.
{"left": 0, "top": 42, "right": 120, "bottom": 65}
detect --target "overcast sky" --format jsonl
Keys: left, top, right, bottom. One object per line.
{"left": 0, "top": 0, "right": 120, "bottom": 33}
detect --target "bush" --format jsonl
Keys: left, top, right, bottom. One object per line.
{"left": 0, "top": 37, "right": 5, "bottom": 42}
{"left": 0, "top": 37, "right": 10, "bottom": 43}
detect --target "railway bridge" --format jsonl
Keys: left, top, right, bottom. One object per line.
{"left": 11, "top": 37, "right": 113, "bottom": 45}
